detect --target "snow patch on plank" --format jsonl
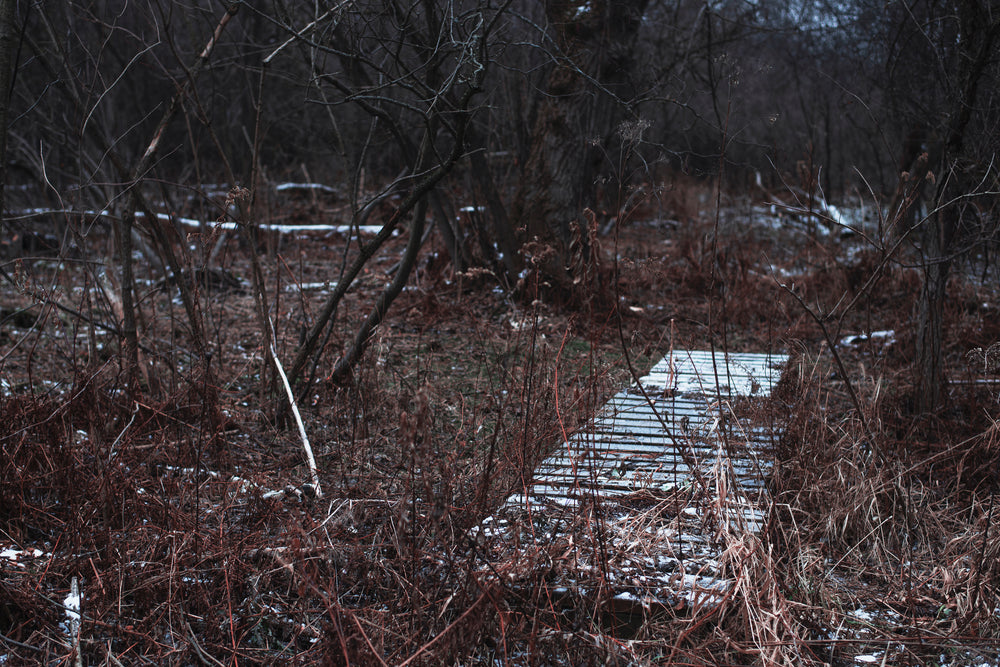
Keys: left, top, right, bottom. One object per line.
{"left": 478, "top": 348, "right": 787, "bottom": 609}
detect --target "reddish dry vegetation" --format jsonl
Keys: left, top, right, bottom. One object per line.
{"left": 1, "top": 182, "right": 999, "bottom": 665}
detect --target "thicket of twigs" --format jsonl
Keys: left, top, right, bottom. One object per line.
{"left": 2, "top": 180, "right": 999, "bottom": 665}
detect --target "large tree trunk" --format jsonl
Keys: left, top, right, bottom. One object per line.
{"left": 515, "top": 63, "right": 584, "bottom": 290}
{"left": 512, "top": 0, "right": 648, "bottom": 295}
{"left": 468, "top": 144, "right": 521, "bottom": 283}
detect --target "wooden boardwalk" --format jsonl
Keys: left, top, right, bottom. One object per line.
{"left": 479, "top": 348, "right": 788, "bottom": 609}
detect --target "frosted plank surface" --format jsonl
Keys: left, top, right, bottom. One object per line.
{"left": 479, "top": 349, "right": 788, "bottom": 609}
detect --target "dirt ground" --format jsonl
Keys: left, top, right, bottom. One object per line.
{"left": 2, "top": 184, "right": 999, "bottom": 664}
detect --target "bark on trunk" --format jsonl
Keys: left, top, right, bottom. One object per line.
{"left": 512, "top": 0, "right": 648, "bottom": 295}
{"left": 915, "top": 242, "right": 950, "bottom": 413}
{"left": 0, "top": 0, "right": 17, "bottom": 231}
{"left": 469, "top": 146, "right": 521, "bottom": 283}
{"left": 912, "top": 0, "right": 999, "bottom": 413}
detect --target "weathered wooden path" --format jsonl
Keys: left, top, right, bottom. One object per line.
{"left": 480, "top": 348, "right": 788, "bottom": 609}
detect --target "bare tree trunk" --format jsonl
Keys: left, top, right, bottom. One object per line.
{"left": 330, "top": 197, "right": 428, "bottom": 384}
{"left": 512, "top": 0, "right": 648, "bottom": 294}
{"left": 914, "top": 234, "right": 951, "bottom": 413}
{"left": 467, "top": 143, "right": 520, "bottom": 282}
{"left": 116, "top": 205, "right": 140, "bottom": 389}
{"left": 0, "top": 0, "right": 17, "bottom": 228}
{"left": 913, "top": 0, "right": 999, "bottom": 413}
{"left": 516, "top": 59, "right": 585, "bottom": 252}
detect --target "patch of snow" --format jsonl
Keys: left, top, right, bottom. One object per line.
{"left": 0, "top": 546, "right": 46, "bottom": 566}
{"left": 286, "top": 281, "right": 337, "bottom": 292}
{"left": 839, "top": 330, "right": 896, "bottom": 348}
{"left": 61, "top": 577, "right": 82, "bottom": 647}
{"left": 173, "top": 217, "right": 385, "bottom": 235}
{"left": 263, "top": 223, "right": 385, "bottom": 234}
{"left": 274, "top": 182, "right": 336, "bottom": 193}
{"left": 506, "top": 314, "right": 535, "bottom": 331}
{"left": 135, "top": 210, "right": 203, "bottom": 229}
{"left": 849, "top": 607, "right": 876, "bottom": 623}
{"left": 63, "top": 588, "right": 81, "bottom": 623}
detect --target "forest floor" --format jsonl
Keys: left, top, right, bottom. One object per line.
{"left": 2, "top": 181, "right": 1000, "bottom": 665}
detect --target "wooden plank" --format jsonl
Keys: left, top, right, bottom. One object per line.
{"left": 478, "top": 349, "right": 787, "bottom": 610}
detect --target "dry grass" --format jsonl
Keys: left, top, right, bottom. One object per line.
{"left": 769, "top": 347, "right": 1000, "bottom": 665}
{"left": 2, "top": 178, "right": 999, "bottom": 664}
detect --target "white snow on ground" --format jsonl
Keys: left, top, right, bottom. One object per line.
{"left": 839, "top": 330, "right": 896, "bottom": 347}
{"left": 749, "top": 197, "right": 873, "bottom": 237}
{"left": 9, "top": 207, "right": 387, "bottom": 235}
{"left": 239, "top": 223, "right": 386, "bottom": 234}
{"left": 61, "top": 577, "right": 82, "bottom": 648}
{"left": 63, "top": 588, "right": 80, "bottom": 623}
{"left": 274, "top": 182, "right": 337, "bottom": 193}
{"left": 285, "top": 281, "right": 337, "bottom": 292}
{"left": 154, "top": 212, "right": 384, "bottom": 235}
{"left": 822, "top": 202, "right": 871, "bottom": 234}
{"left": 0, "top": 546, "right": 47, "bottom": 566}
